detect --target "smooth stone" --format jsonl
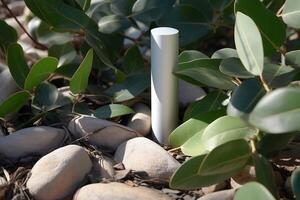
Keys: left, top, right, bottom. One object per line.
{"left": 197, "top": 189, "right": 236, "bottom": 200}
{"left": 0, "top": 126, "right": 65, "bottom": 161}
{"left": 230, "top": 166, "right": 256, "bottom": 188}
{"left": 128, "top": 103, "right": 151, "bottom": 136}
{"left": 27, "top": 145, "right": 92, "bottom": 200}
{"left": 179, "top": 80, "right": 206, "bottom": 107}
{"left": 202, "top": 181, "right": 228, "bottom": 194}
{"left": 73, "top": 182, "right": 173, "bottom": 200}
{"left": 68, "top": 115, "right": 140, "bottom": 151}
{"left": 0, "top": 68, "right": 19, "bottom": 103}
{"left": 8, "top": 1, "right": 26, "bottom": 16}
{"left": 114, "top": 137, "right": 180, "bottom": 180}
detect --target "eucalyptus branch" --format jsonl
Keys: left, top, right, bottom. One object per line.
{"left": 0, "top": 0, "right": 48, "bottom": 50}
{"left": 259, "top": 75, "right": 271, "bottom": 92}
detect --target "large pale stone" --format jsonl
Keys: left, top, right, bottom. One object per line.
{"left": 114, "top": 137, "right": 180, "bottom": 180}
{"left": 73, "top": 182, "right": 173, "bottom": 200}
{"left": 68, "top": 115, "right": 140, "bottom": 151}
{"left": 0, "top": 126, "right": 65, "bottom": 161}
{"left": 198, "top": 189, "right": 236, "bottom": 200}
{"left": 27, "top": 145, "right": 92, "bottom": 200}
{"left": 128, "top": 103, "right": 151, "bottom": 136}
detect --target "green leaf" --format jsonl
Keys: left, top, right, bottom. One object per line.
{"left": 253, "top": 154, "right": 278, "bottom": 198}
{"left": 105, "top": 73, "right": 150, "bottom": 102}
{"left": 48, "top": 42, "right": 77, "bottom": 66}
{"left": 70, "top": 49, "right": 93, "bottom": 94}
{"left": 257, "top": 132, "right": 296, "bottom": 157}
{"left": 249, "top": 87, "right": 300, "bottom": 133}
{"left": 170, "top": 118, "right": 208, "bottom": 148}
{"left": 263, "top": 64, "right": 295, "bottom": 88}
{"left": 33, "top": 82, "right": 58, "bottom": 107}
{"left": 286, "top": 50, "right": 300, "bottom": 68}
{"left": 7, "top": 43, "right": 30, "bottom": 88}
{"left": 0, "top": 20, "right": 18, "bottom": 51}
{"left": 24, "top": 57, "right": 58, "bottom": 90}
{"left": 98, "top": 15, "right": 131, "bottom": 34}
{"left": 0, "top": 91, "right": 30, "bottom": 118}
{"left": 199, "top": 139, "right": 251, "bottom": 176}
{"left": 219, "top": 58, "right": 254, "bottom": 78}
{"left": 211, "top": 48, "right": 238, "bottom": 59}
{"left": 179, "top": 50, "right": 208, "bottom": 64}
{"left": 132, "top": 0, "right": 176, "bottom": 22}
{"left": 282, "top": 0, "right": 300, "bottom": 29}
{"left": 201, "top": 116, "right": 258, "bottom": 151}
{"left": 111, "top": 0, "right": 136, "bottom": 16}
{"left": 291, "top": 167, "right": 300, "bottom": 200}
{"left": 235, "top": 0, "right": 286, "bottom": 55}
{"left": 234, "top": 12, "right": 264, "bottom": 76}
{"left": 94, "top": 104, "right": 134, "bottom": 119}
{"left": 227, "top": 79, "right": 265, "bottom": 119}
{"left": 122, "top": 45, "right": 145, "bottom": 74}
{"left": 175, "top": 58, "right": 236, "bottom": 90}
{"left": 234, "top": 182, "right": 276, "bottom": 200}
{"left": 24, "top": 0, "right": 115, "bottom": 72}
{"left": 181, "top": 129, "right": 207, "bottom": 156}
{"left": 184, "top": 91, "right": 227, "bottom": 121}
{"left": 170, "top": 153, "right": 243, "bottom": 190}
{"left": 158, "top": 5, "right": 211, "bottom": 45}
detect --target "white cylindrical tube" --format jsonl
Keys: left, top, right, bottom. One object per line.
{"left": 151, "top": 27, "right": 179, "bottom": 145}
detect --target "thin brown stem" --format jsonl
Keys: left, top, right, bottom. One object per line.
{"left": 259, "top": 75, "right": 271, "bottom": 92}
{"left": 0, "top": 0, "right": 48, "bottom": 50}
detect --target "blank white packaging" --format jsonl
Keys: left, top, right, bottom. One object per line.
{"left": 151, "top": 27, "right": 179, "bottom": 145}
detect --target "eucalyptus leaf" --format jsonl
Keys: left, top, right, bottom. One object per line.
{"left": 94, "top": 104, "right": 134, "bottom": 119}
{"left": 170, "top": 155, "right": 215, "bottom": 190}
{"left": 0, "top": 91, "right": 30, "bottom": 118}
{"left": 286, "top": 50, "right": 300, "bottom": 68}
{"left": 48, "top": 43, "right": 77, "bottom": 66}
{"left": 98, "top": 15, "right": 131, "bottom": 34}
{"left": 33, "top": 82, "right": 59, "bottom": 107}
{"left": 0, "top": 20, "right": 18, "bottom": 51}
{"left": 111, "top": 0, "right": 136, "bottom": 16}
{"left": 249, "top": 87, "right": 300, "bottom": 133}
{"left": 132, "top": 0, "right": 175, "bottom": 22}
{"left": 219, "top": 58, "right": 254, "bottom": 78}
{"left": 201, "top": 116, "right": 258, "bottom": 151}
{"left": 235, "top": 0, "right": 286, "bottom": 55}
{"left": 70, "top": 49, "right": 93, "bottom": 94}
{"left": 199, "top": 139, "right": 251, "bottom": 176}
{"left": 211, "top": 48, "right": 238, "bottom": 59}
{"left": 282, "top": 0, "right": 300, "bottom": 29}
{"left": 122, "top": 45, "right": 145, "bottom": 74}
{"left": 175, "top": 59, "right": 236, "bottom": 90}
{"left": 234, "top": 12, "right": 264, "bottom": 76}
{"left": 179, "top": 50, "right": 208, "bottom": 64}
{"left": 253, "top": 153, "right": 278, "bottom": 198}
{"left": 263, "top": 64, "right": 296, "bottom": 87}
{"left": 105, "top": 73, "right": 150, "bottom": 102}
{"left": 184, "top": 91, "right": 227, "bottom": 121}
{"left": 227, "top": 79, "right": 265, "bottom": 119}
{"left": 181, "top": 129, "right": 207, "bottom": 156}
{"left": 234, "top": 182, "right": 276, "bottom": 200}
{"left": 24, "top": 57, "right": 58, "bottom": 90}
{"left": 7, "top": 43, "right": 29, "bottom": 88}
